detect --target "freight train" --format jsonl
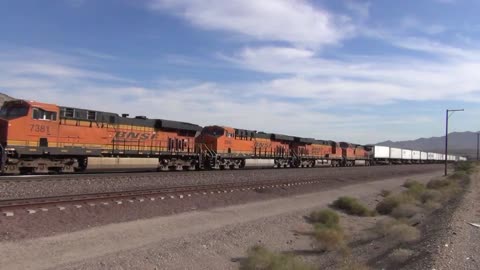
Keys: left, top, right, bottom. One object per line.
{"left": 0, "top": 99, "right": 466, "bottom": 174}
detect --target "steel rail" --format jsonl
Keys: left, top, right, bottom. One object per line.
{"left": 0, "top": 178, "right": 315, "bottom": 210}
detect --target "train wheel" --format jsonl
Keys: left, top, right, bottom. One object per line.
{"left": 158, "top": 165, "right": 169, "bottom": 172}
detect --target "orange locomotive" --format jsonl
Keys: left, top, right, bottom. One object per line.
{"left": 195, "top": 126, "right": 369, "bottom": 169}
{"left": 0, "top": 99, "right": 373, "bottom": 174}
{"left": 197, "top": 126, "right": 294, "bottom": 169}
{"left": 0, "top": 99, "right": 201, "bottom": 174}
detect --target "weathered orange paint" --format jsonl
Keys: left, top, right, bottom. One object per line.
{"left": 197, "top": 126, "right": 291, "bottom": 158}
{"left": 2, "top": 100, "right": 196, "bottom": 155}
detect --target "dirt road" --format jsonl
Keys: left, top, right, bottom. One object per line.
{"left": 0, "top": 170, "right": 443, "bottom": 270}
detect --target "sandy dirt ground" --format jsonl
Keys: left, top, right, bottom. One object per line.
{"left": 430, "top": 171, "right": 480, "bottom": 270}
{"left": 0, "top": 170, "right": 443, "bottom": 270}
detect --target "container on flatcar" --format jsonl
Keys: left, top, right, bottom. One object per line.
{"left": 401, "top": 149, "right": 412, "bottom": 163}
{"left": 389, "top": 147, "right": 402, "bottom": 163}
{"left": 411, "top": 150, "right": 420, "bottom": 161}
{"left": 420, "top": 152, "right": 427, "bottom": 162}
{"left": 373, "top": 146, "right": 390, "bottom": 159}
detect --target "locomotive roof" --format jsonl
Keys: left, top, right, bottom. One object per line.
{"left": 271, "top": 133, "right": 294, "bottom": 142}
{"left": 294, "top": 137, "right": 316, "bottom": 144}
{"left": 255, "top": 131, "right": 272, "bottom": 139}
{"left": 59, "top": 106, "right": 202, "bottom": 132}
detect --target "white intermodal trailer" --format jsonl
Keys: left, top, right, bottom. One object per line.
{"left": 390, "top": 148, "right": 402, "bottom": 164}
{"left": 372, "top": 145, "right": 390, "bottom": 164}
{"left": 401, "top": 149, "right": 412, "bottom": 163}
{"left": 420, "top": 152, "right": 427, "bottom": 163}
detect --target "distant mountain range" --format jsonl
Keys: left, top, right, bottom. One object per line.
{"left": 0, "top": 93, "right": 14, "bottom": 105}
{"left": 377, "top": 131, "right": 479, "bottom": 159}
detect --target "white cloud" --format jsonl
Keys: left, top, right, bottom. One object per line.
{"left": 226, "top": 43, "right": 480, "bottom": 105}
{"left": 147, "top": 0, "right": 354, "bottom": 48}
{"left": 0, "top": 47, "right": 439, "bottom": 143}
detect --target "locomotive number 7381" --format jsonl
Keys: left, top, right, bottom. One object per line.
{"left": 30, "top": 124, "right": 51, "bottom": 134}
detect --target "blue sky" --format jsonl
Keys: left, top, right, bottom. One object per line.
{"left": 1, "top": 0, "right": 479, "bottom": 144}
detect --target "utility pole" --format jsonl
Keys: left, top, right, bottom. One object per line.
{"left": 445, "top": 109, "right": 464, "bottom": 176}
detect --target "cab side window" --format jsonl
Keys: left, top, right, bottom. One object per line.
{"left": 32, "top": 108, "right": 57, "bottom": 121}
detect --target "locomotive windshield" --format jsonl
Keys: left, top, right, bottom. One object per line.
{"left": 0, "top": 104, "right": 28, "bottom": 119}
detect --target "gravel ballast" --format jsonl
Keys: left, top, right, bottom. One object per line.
{"left": 0, "top": 164, "right": 443, "bottom": 200}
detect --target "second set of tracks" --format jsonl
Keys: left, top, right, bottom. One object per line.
{"left": 0, "top": 178, "right": 320, "bottom": 212}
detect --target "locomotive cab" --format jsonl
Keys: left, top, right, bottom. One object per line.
{"left": 0, "top": 100, "right": 61, "bottom": 173}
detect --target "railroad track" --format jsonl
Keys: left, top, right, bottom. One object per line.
{"left": 0, "top": 178, "right": 321, "bottom": 213}
{"left": 0, "top": 167, "right": 329, "bottom": 183}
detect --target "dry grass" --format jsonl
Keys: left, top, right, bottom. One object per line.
{"left": 375, "top": 218, "right": 400, "bottom": 236}
{"left": 310, "top": 208, "right": 345, "bottom": 251}
{"left": 313, "top": 224, "right": 346, "bottom": 251}
{"left": 420, "top": 189, "right": 443, "bottom": 204}
{"left": 453, "top": 161, "right": 475, "bottom": 174}
{"left": 375, "top": 218, "right": 420, "bottom": 243}
{"left": 404, "top": 181, "right": 427, "bottom": 200}
{"left": 426, "top": 178, "right": 453, "bottom": 189}
{"left": 391, "top": 203, "right": 422, "bottom": 219}
{"left": 309, "top": 209, "right": 339, "bottom": 228}
{"left": 332, "top": 196, "right": 374, "bottom": 217}
{"left": 240, "top": 245, "right": 313, "bottom": 270}
{"left": 375, "top": 193, "right": 416, "bottom": 215}
{"left": 388, "top": 223, "right": 420, "bottom": 243}
{"left": 426, "top": 178, "right": 461, "bottom": 199}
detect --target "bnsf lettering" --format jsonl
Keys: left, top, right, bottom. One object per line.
{"left": 115, "top": 131, "right": 156, "bottom": 140}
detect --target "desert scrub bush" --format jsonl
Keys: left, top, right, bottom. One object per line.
{"left": 403, "top": 179, "right": 420, "bottom": 188}
{"left": 454, "top": 161, "right": 474, "bottom": 174}
{"left": 375, "top": 219, "right": 420, "bottom": 243}
{"left": 240, "top": 245, "right": 312, "bottom": 270}
{"left": 388, "top": 248, "right": 414, "bottom": 263}
{"left": 426, "top": 178, "right": 452, "bottom": 189}
{"left": 426, "top": 178, "right": 461, "bottom": 198}
{"left": 388, "top": 223, "right": 420, "bottom": 243}
{"left": 313, "top": 224, "right": 346, "bottom": 251}
{"left": 420, "top": 189, "right": 443, "bottom": 204}
{"left": 449, "top": 170, "right": 470, "bottom": 181}
{"left": 375, "top": 193, "right": 416, "bottom": 215}
{"left": 391, "top": 203, "right": 422, "bottom": 219}
{"left": 404, "top": 180, "right": 427, "bottom": 200}
{"left": 309, "top": 209, "right": 339, "bottom": 228}
{"left": 332, "top": 196, "right": 374, "bottom": 217}
{"left": 375, "top": 218, "right": 400, "bottom": 236}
